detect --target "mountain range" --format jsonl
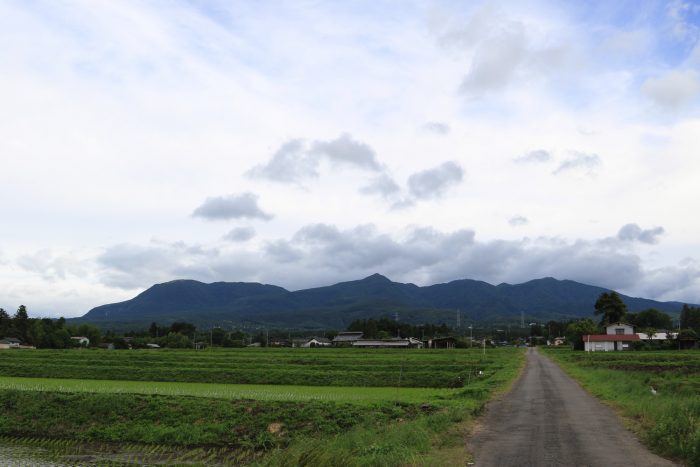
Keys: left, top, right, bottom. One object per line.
{"left": 74, "top": 274, "right": 693, "bottom": 330}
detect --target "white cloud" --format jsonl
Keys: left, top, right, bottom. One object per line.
{"left": 642, "top": 70, "right": 700, "bottom": 110}
{"left": 407, "top": 161, "right": 464, "bottom": 199}
{"left": 87, "top": 223, "right": 700, "bottom": 305}
{"left": 421, "top": 121, "right": 451, "bottom": 134}
{"left": 509, "top": 216, "right": 529, "bottom": 227}
{"left": 617, "top": 224, "right": 665, "bottom": 244}
{"left": 553, "top": 152, "right": 601, "bottom": 175}
{"left": 192, "top": 193, "right": 273, "bottom": 221}
{"left": 2, "top": 1, "right": 700, "bottom": 315}
{"left": 223, "top": 227, "right": 256, "bottom": 242}
{"left": 514, "top": 149, "right": 551, "bottom": 164}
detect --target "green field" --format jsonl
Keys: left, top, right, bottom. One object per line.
{"left": 0, "top": 376, "right": 457, "bottom": 403}
{"left": 0, "top": 347, "right": 525, "bottom": 466}
{"left": 542, "top": 348, "right": 700, "bottom": 466}
{"left": 0, "top": 347, "right": 497, "bottom": 388}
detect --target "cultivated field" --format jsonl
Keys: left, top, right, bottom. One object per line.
{"left": 0, "top": 347, "right": 499, "bottom": 387}
{"left": 0, "top": 347, "right": 524, "bottom": 466}
{"left": 542, "top": 348, "right": 700, "bottom": 466}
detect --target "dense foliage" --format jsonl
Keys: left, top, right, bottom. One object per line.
{"left": 681, "top": 305, "right": 700, "bottom": 334}
{"left": 346, "top": 318, "right": 450, "bottom": 339}
{"left": 0, "top": 306, "right": 101, "bottom": 349}
{"left": 593, "top": 291, "right": 628, "bottom": 325}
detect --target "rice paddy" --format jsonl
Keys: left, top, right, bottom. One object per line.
{"left": 0, "top": 347, "right": 525, "bottom": 465}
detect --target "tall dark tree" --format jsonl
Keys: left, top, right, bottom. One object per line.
{"left": 13, "top": 305, "right": 30, "bottom": 342}
{"left": 0, "top": 308, "right": 9, "bottom": 336}
{"left": 149, "top": 322, "right": 159, "bottom": 338}
{"left": 680, "top": 305, "right": 700, "bottom": 333}
{"left": 627, "top": 308, "right": 673, "bottom": 330}
{"left": 593, "top": 291, "right": 628, "bottom": 326}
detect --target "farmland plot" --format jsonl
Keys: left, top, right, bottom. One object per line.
{"left": 0, "top": 347, "right": 524, "bottom": 466}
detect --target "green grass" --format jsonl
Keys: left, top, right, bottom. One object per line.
{"left": 0, "top": 347, "right": 526, "bottom": 465}
{"left": 0, "top": 347, "right": 506, "bottom": 387}
{"left": 0, "top": 376, "right": 457, "bottom": 404}
{"left": 542, "top": 348, "right": 700, "bottom": 466}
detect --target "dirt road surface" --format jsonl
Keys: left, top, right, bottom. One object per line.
{"left": 468, "top": 347, "right": 676, "bottom": 467}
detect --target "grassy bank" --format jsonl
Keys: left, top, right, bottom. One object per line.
{"left": 542, "top": 348, "right": 700, "bottom": 466}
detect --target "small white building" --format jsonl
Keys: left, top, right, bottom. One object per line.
{"left": 637, "top": 331, "right": 677, "bottom": 340}
{"left": 301, "top": 337, "right": 332, "bottom": 348}
{"left": 0, "top": 338, "right": 21, "bottom": 349}
{"left": 583, "top": 322, "right": 640, "bottom": 352}
{"left": 70, "top": 336, "right": 90, "bottom": 346}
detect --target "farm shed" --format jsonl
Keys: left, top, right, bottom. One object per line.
{"left": 332, "top": 332, "right": 363, "bottom": 347}
{"left": 352, "top": 337, "right": 423, "bottom": 349}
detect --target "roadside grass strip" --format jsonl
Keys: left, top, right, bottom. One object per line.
{"left": 543, "top": 348, "right": 700, "bottom": 466}
{"left": 0, "top": 376, "right": 456, "bottom": 403}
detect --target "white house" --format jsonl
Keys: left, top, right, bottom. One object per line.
{"left": 70, "top": 336, "right": 90, "bottom": 346}
{"left": 0, "top": 338, "right": 21, "bottom": 349}
{"left": 301, "top": 337, "right": 332, "bottom": 348}
{"left": 583, "top": 322, "right": 640, "bottom": 352}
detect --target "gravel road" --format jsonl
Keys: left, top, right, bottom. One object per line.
{"left": 468, "top": 347, "right": 676, "bottom": 467}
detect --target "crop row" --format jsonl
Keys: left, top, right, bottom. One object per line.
{"left": 0, "top": 348, "right": 514, "bottom": 388}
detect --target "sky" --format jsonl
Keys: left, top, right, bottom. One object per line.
{"left": 1, "top": 0, "right": 700, "bottom": 318}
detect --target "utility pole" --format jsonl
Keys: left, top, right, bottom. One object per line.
{"left": 456, "top": 309, "right": 461, "bottom": 329}
{"left": 521, "top": 311, "right": 525, "bottom": 329}
{"left": 468, "top": 325, "right": 473, "bottom": 348}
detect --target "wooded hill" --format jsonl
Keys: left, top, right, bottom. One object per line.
{"left": 73, "top": 274, "right": 693, "bottom": 330}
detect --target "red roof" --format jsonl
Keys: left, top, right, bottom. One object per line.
{"left": 582, "top": 334, "right": 640, "bottom": 342}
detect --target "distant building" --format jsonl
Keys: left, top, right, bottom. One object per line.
{"left": 583, "top": 323, "right": 640, "bottom": 351}
{"left": 0, "top": 338, "right": 21, "bottom": 349}
{"left": 70, "top": 336, "right": 90, "bottom": 346}
{"left": 332, "top": 332, "right": 363, "bottom": 346}
{"left": 424, "top": 336, "right": 457, "bottom": 349}
{"left": 302, "top": 337, "right": 332, "bottom": 348}
{"left": 352, "top": 337, "right": 423, "bottom": 349}
{"left": 636, "top": 331, "right": 677, "bottom": 340}
{"left": 269, "top": 338, "right": 292, "bottom": 348}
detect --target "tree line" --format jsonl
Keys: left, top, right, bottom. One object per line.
{"left": 564, "top": 292, "right": 700, "bottom": 350}
{"left": 0, "top": 306, "right": 101, "bottom": 348}
{"left": 346, "top": 318, "right": 451, "bottom": 340}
